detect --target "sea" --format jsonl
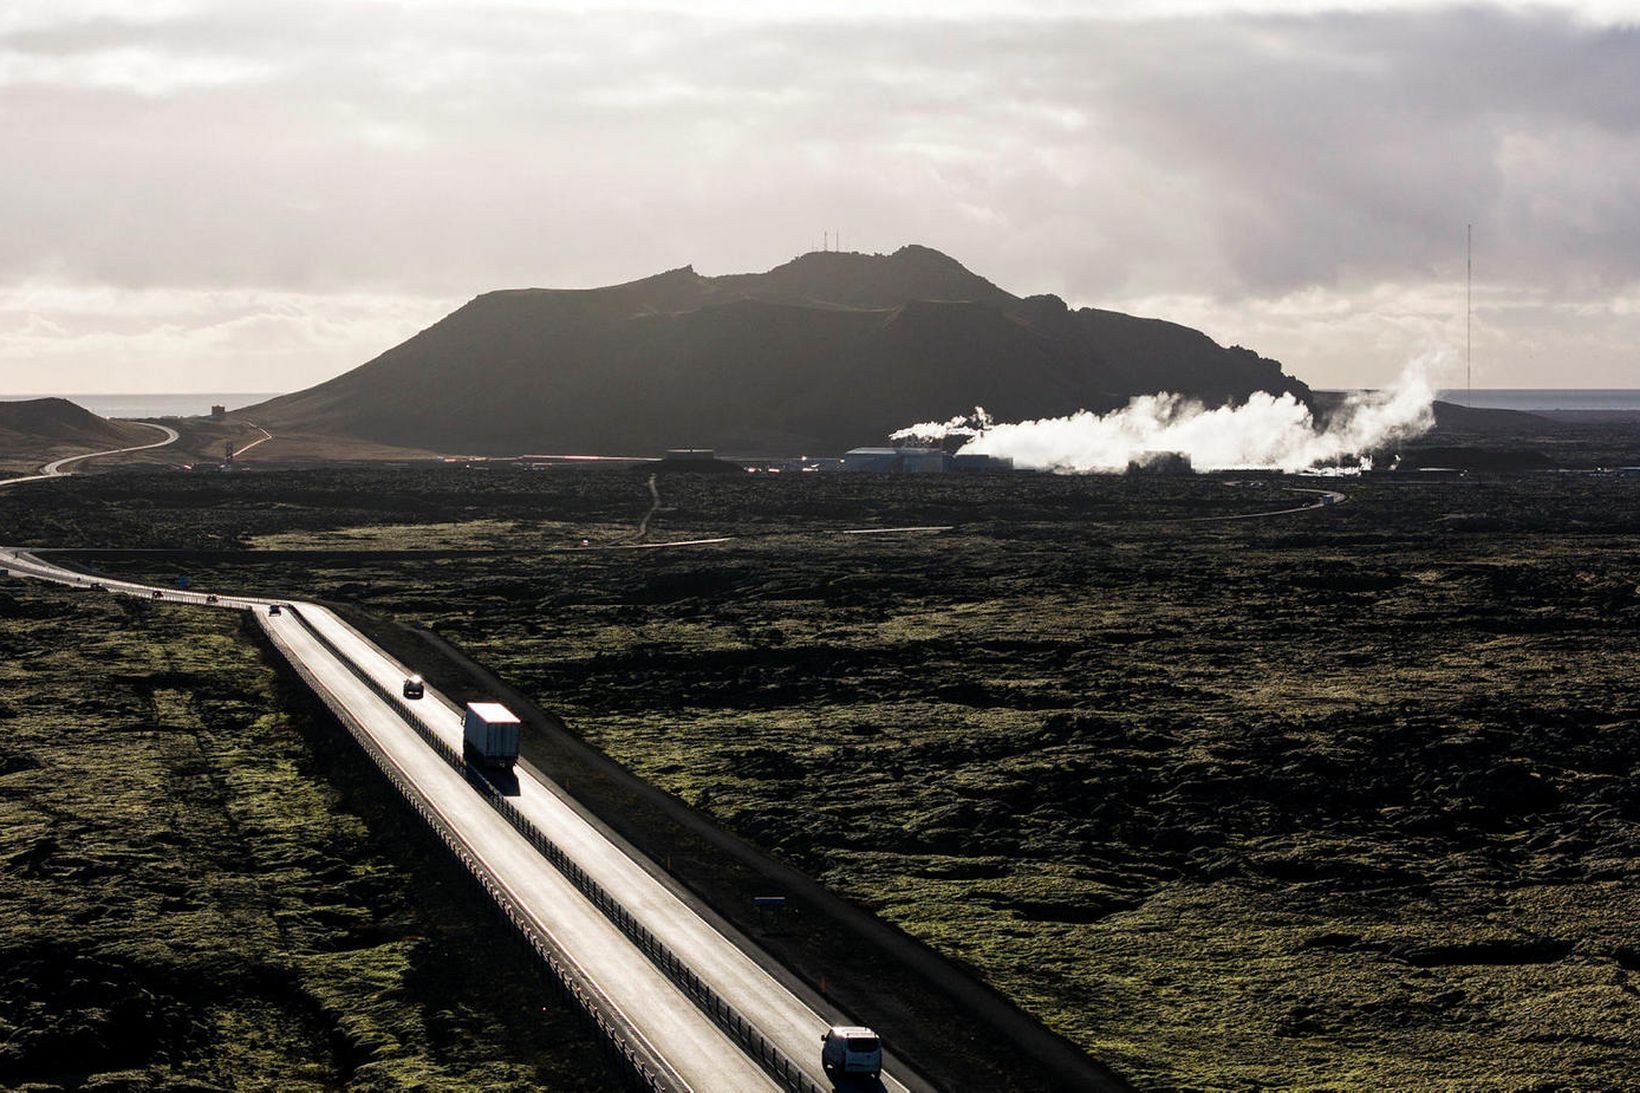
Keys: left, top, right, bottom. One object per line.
{"left": 1433, "top": 389, "right": 1640, "bottom": 411}
{"left": 0, "top": 393, "right": 282, "bottom": 419}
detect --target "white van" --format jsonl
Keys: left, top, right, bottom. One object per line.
{"left": 821, "top": 1025, "right": 882, "bottom": 1080}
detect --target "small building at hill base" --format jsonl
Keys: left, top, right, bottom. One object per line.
{"left": 841, "top": 447, "right": 953, "bottom": 473}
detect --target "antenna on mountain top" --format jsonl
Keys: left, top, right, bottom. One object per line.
{"left": 1466, "top": 223, "right": 1472, "bottom": 406}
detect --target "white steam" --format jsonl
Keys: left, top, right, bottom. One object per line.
{"left": 890, "top": 353, "right": 1443, "bottom": 473}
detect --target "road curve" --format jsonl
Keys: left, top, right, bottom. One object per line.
{"left": 1184, "top": 485, "right": 1347, "bottom": 522}
{"left": 0, "top": 420, "right": 180, "bottom": 487}
{"left": 43, "top": 420, "right": 179, "bottom": 475}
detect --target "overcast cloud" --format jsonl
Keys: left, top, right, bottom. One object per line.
{"left": 2, "top": 0, "right": 1637, "bottom": 394}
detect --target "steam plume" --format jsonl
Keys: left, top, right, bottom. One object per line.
{"left": 891, "top": 354, "right": 1443, "bottom": 473}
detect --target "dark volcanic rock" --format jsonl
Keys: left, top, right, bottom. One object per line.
{"left": 1399, "top": 445, "right": 1559, "bottom": 472}
{"left": 245, "top": 245, "right": 1309, "bottom": 455}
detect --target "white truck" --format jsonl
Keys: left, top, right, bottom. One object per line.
{"left": 820, "top": 1026, "right": 882, "bottom": 1081}
{"left": 462, "top": 701, "right": 520, "bottom": 770}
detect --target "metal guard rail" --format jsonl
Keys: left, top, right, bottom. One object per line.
{"left": 284, "top": 605, "right": 828, "bottom": 1093}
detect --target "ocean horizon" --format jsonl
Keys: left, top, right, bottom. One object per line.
{"left": 1433, "top": 388, "right": 1640, "bottom": 411}
{"left": 0, "top": 393, "right": 283, "bottom": 419}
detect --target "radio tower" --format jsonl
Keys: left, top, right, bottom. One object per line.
{"left": 1466, "top": 223, "right": 1472, "bottom": 406}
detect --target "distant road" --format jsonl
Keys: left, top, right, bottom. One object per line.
{"left": 0, "top": 420, "right": 179, "bottom": 487}
{"left": 1185, "top": 485, "right": 1347, "bottom": 522}
{"left": 232, "top": 423, "right": 274, "bottom": 458}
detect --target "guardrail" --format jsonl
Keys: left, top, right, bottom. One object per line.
{"left": 257, "top": 610, "right": 677, "bottom": 1093}
{"left": 283, "top": 604, "right": 829, "bottom": 1093}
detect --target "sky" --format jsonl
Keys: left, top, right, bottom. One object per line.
{"left": 2, "top": 0, "right": 1638, "bottom": 395}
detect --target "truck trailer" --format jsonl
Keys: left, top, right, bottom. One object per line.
{"left": 462, "top": 702, "right": 521, "bottom": 770}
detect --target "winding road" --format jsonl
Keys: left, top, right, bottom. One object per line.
{"left": 0, "top": 420, "right": 179, "bottom": 487}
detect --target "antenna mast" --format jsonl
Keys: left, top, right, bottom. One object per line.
{"left": 1466, "top": 223, "right": 1472, "bottom": 406}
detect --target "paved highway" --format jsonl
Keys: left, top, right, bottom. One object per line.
{"left": 0, "top": 544, "right": 912, "bottom": 1093}
{"left": 260, "top": 605, "right": 777, "bottom": 1092}
{"left": 299, "top": 607, "right": 913, "bottom": 1092}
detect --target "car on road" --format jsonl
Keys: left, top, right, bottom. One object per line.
{"left": 821, "top": 1026, "right": 882, "bottom": 1080}
{"left": 151, "top": 590, "right": 162, "bottom": 599}
{"left": 268, "top": 604, "right": 282, "bottom": 616}
{"left": 206, "top": 594, "right": 219, "bottom": 604}
{"left": 402, "top": 675, "right": 424, "bottom": 699}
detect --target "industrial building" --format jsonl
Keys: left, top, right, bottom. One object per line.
{"left": 840, "top": 447, "right": 952, "bottom": 473}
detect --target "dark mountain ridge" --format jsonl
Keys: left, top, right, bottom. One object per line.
{"left": 0, "top": 398, "right": 152, "bottom": 450}
{"left": 247, "top": 245, "right": 1310, "bottom": 455}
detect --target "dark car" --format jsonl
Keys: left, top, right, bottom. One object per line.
{"left": 206, "top": 594, "right": 219, "bottom": 604}
{"left": 402, "top": 676, "right": 425, "bottom": 700}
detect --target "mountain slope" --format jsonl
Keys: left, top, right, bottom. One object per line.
{"left": 247, "top": 246, "right": 1309, "bottom": 455}
{"left": 0, "top": 398, "right": 158, "bottom": 471}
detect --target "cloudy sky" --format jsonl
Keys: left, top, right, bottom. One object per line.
{"left": 3, "top": 0, "right": 1637, "bottom": 396}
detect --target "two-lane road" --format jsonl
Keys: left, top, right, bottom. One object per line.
{"left": 301, "top": 607, "right": 915, "bottom": 1093}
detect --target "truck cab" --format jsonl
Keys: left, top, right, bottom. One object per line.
{"left": 821, "top": 1025, "right": 882, "bottom": 1080}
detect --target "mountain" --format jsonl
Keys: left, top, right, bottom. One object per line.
{"left": 245, "top": 245, "right": 1311, "bottom": 456}
{"left": 0, "top": 398, "right": 157, "bottom": 466}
